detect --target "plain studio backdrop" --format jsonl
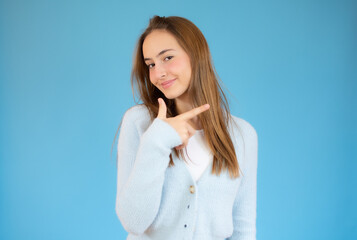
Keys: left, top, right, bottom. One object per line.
{"left": 0, "top": 0, "right": 356, "bottom": 239}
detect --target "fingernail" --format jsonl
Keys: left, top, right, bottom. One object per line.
{"left": 158, "top": 98, "right": 161, "bottom": 104}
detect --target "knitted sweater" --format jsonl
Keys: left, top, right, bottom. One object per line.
{"left": 115, "top": 104, "right": 258, "bottom": 240}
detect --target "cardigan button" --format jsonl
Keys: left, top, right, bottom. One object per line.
{"left": 189, "top": 185, "right": 195, "bottom": 194}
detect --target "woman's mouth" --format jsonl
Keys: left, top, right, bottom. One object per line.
{"left": 161, "top": 79, "right": 176, "bottom": 89}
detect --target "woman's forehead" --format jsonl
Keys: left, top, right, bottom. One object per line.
{"left": 142, "top": 30, "right": 181, "bottom": 57}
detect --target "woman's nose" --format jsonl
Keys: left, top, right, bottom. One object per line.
{"left": 153, "top": 63, "right": 167, "bottom": 80}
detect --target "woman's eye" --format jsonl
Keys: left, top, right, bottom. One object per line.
{"left": 147, "top": 56, "right": 172, "bottom": 69}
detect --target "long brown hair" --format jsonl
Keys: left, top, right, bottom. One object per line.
{"left": 114, "top": 15, "right": 241, "bottom": 179}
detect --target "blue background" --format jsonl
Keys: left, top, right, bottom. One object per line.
{"left": 0, "top": 0, "right": 356, "bottom": 239}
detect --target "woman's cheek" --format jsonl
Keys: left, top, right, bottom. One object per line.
{"left": 168, "top": 59, "right": 183, "bottom": 72}
{"left": 149, "top": 72, "right": 156, "bottom": 85}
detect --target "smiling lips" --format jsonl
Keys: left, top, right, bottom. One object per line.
{"left": 161, "top": 79, "right": 176, "bottom": 89}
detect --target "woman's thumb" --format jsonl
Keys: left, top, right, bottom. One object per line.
{"left": 157, "top": 98, "right": 167, "bottom": 119}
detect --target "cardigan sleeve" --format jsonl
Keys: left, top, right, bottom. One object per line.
{"left": 115, "top": 108, "right": 182, "bottom": 235}
{"left": 227, "top": 120, "right": 258, "bottom": 240}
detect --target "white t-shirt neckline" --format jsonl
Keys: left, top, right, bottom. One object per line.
{"left": 183, "top": 130, "right": 213, "bottom": 182}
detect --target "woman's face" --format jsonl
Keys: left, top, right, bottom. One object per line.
{"left": 142, "top": 30, "right": 192, "bottom": 100}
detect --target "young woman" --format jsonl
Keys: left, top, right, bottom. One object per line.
{"left": 115, "top": 15, "right": 258, "bottom": 240}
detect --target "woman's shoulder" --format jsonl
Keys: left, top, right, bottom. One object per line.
{"left": 121, "top": 104, "right": 152, "bottom": 132}
{"left": 228, "top": 114, "right": 258, "bottom": 143}
{"left": 228, "top": 114, "right": 258, "bottom": 171}
{"left": 122, "top": 104, "right": 150, "bottom": 120}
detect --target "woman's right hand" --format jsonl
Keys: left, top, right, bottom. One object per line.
{"left": 156, "top": 98, "right": 210, "bottom": 150}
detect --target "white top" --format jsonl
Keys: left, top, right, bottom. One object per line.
{"left": 183, "top": 129, "right": 213, "bottom": 182}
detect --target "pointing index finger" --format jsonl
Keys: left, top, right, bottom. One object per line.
{"left": 178, "top": 104, "right": 210, "bottom": 121}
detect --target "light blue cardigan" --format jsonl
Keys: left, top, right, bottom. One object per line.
{"left": 115, "top": 104, "right": 258, "bottom": 240}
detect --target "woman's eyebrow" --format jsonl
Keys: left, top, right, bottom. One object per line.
{"left": 144, "top": 49, "right": 175, "bottom": 61}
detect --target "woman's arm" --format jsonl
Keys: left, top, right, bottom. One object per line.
{"left": 228, "top": 120, "right": 258, "bottom": 240}
{"left": 115, "top": 108, "right": 182, "bottom": 235}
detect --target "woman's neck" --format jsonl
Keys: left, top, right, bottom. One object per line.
{"left": 175, "top": 96, "right": 203, "bottom": 131}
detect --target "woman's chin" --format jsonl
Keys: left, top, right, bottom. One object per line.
{"left": 162, "top": 92, "right": 177, "bottom": 100}
{"left": 164, "top": 96, "right": 175, "bottom": 100}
